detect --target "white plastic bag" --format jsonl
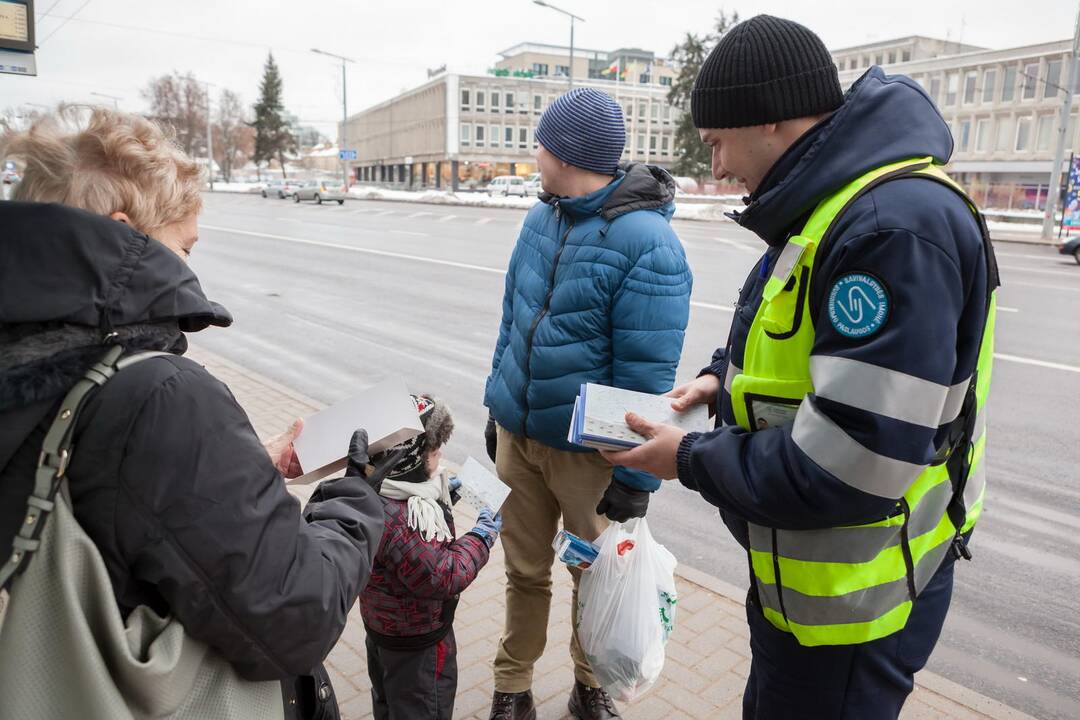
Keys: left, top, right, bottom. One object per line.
{"left": 576, "top": 518, "right": 678, "bottom": 702}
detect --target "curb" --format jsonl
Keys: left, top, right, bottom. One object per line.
{"left": 190, "top": 343, "right": 1037, "bottom": 720}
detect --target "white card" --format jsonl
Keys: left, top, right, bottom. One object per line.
{"left": 455, "top": 456, "right": 511, "bottom": 512}
{"left": 291, "top": 376, "right": 423, "bottom": 484}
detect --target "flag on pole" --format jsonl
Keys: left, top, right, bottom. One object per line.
{"left": 601, "top": 57, "right": 621, "bottom": 79}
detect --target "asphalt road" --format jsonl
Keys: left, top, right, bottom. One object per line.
{"left": 191, "top": 192, "right": 1080, "bottom": 719}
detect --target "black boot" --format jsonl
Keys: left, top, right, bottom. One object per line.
{"left": 488, "top": 690, "right": 537, "bottom": 720}
{"left": 568, "top": 681, "right": 620, "bottom": 720}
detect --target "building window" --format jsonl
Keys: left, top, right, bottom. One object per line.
{"left": 996, "top": 117, "right": 1013, "bottom": 150}
{"left": 982, "top": 69, "right": 997, "bottom": 103}
{"left": 637, "top": 134, "right": 645, "bottom": 153}
{"left": 506, "top": 92, "right": 515, "bottom": 112}
{"left": 902, "top": 50, "right": 911, "bottom": 62}
{"left": 1015, "top": 116, "right": 1032, "bottom": 151}
{"left": 460, "top": 123, "right": 471, "bottom": 147}
{"left": 1036, "top": 114, "right": 1055, "bottom": 151}
{"left": 519, "top": 127, "right": 528, "bottom": 149}
{"left": 945, "top": 73, "right": 959, "bottom": 105}
{"left": 476, "top": 91, "right": 486, "bottom": 112}
{"left": 888, "top": 51, "right": 896, "bottom": 64}
{"left": 963, "top": 73, "right": 977, "bottom": 104}
{"left": 661, "top": 135, "right": 670, "bottom": 155}
{"left": 649, "top": 135, "right": 657, "bottom": 153}
{"left": 505, "top": 126, "right": 514, "bottom": 148}
{"left": 862, "top": 56, "right": 869, "bottom": 68}
{"left": 533, "top": 62, "right": 549, "bottom": 76}
{"left": 555, "top": 64, "right": 570, "bottom": 77}
{"left": 875, "top": 53, "right": 884, "bottom": 65}
{"left": 624, "top": 101, "right": 632, "bottom": 118}
{"left": 929, "top": 76, "right": 941, "bottom": 104}
{"left": 1002, "top": 66, "right": 1017, "bottom": 102}
{"left": 651, "top": 102, "right": 659, "bottom": 121}
{"left": 490, "top": 125, "right": 499, "bottom": 149}
{"left": 975, "top": 118, "right": 992, "bottom": 152}
{"left": 660, "top": 76, "right": 672, "bottom": 87}
{"left": 1046, "top": 59, "right": 1062, "bottom": 98}
{"left": 460, "top": 89, "right": 470, "bottom": 109}
{"left": 491, "top": 92, "right": 500, "bottom": 110}
{"left": 1022, "top": 62, "right": 1039, "bottom": 99}
{"left": 957, "top": 119, "right": 972, "bottom": 152}
{"left": 662, "top": 104, "right": 672, "bottom": 123}
{"left": 475, "top": 125, "right": 485, "bottom": 147}
{"left": 533, "top": 94, "right": 542, "bottom": 112}
{"left": 637, "top": 101, "right": 646, "bottom": 118}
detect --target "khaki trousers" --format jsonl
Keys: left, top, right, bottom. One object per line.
{"left": 492, "top": 424, "right": 612, "bottom": 693}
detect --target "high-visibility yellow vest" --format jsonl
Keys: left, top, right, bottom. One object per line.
{"left": 729, "top": 157, "right": 997, "bottom": 647}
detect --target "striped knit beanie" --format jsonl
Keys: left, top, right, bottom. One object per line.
{"left": 535, "top": 87, "right": 625, "bottom": 175}
{"left": 692, "top": 15, "right": 843, "bottom": 129}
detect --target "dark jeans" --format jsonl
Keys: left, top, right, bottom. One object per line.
{"left": 366, "top": 629, "right": 458, "bottom": 720}
{"left": 743, "top": 551, "right": 958, "bottom": 720}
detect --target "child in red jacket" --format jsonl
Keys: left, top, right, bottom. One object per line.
{"left": 358, "top": 395, "right": 501, "bottom": 720}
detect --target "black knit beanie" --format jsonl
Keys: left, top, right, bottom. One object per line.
{"left": 692, "top": 15, "right": 843, "bottom": 129}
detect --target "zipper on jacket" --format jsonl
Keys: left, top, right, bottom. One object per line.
{"left": 520, "top": 208, "right": 575, "bottom": 436}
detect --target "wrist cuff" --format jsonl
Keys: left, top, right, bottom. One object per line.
{"left": 676, "top": 432, "right": 702, "bottom": 490}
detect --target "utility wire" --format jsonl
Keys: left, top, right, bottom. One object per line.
{"left": 39, "top": 0, "right": 93, "bottom": 44}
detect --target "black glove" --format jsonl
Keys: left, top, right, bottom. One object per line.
{"left": 595, "top": 480, "right": 650, "bottom": 522}
{"left": 484, "top": 414, "right": 498, "bottom": 463}
{"left": 344, "top": 429, "right": 405, "bottom": 494}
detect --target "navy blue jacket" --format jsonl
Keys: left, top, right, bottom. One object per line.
{"left": 676, "top": 67, "right": 991, "bottom": 546}
{"left": 485, "top": 164, "right": 692, "bottom": 491}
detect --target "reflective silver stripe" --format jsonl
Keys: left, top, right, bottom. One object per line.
{"left": 939, "top": 377, "right": 972, "bottom": 425}
{"left": 810, "top": 356, "right": 950, "bottom": 429}
{"left": 973, "top": 405, "right": 987, "bottom": 441}
{"left": 724, "top": 362, "right": 741, "bottom": 395}
{"left": 770, "top": 240, "right": 804, "bottom": 284}
{"left": 761, "top": 480, "right": 953, "bottom": 564}
{"left": 964, "top": 461, "right": 986, "bottom": 509}
{"left": 792, "top": 398, "right": 925, "bottom": 499}
{"left": 755, "top": 537, "right": 953, "bottom": 626}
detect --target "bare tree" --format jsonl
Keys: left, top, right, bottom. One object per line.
{"left": 213, "top": 89, "right": 254, "bottom": 183}
{"left": 141, "top": 72, "right": 207, "bottom": 157}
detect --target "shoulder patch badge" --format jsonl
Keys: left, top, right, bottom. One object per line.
{"left": 827, "top": 272, "right": 890, "bottom": 339}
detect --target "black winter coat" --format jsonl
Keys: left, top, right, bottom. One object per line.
{"left": 0, "top": 202, "right": 383, "bottom": 718}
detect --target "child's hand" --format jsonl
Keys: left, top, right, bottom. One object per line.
{"left": 470, "top": 507, "right": 503, "bottom": 548}
{"left": 448, "top": 474, "right": 462, "bottom": 494}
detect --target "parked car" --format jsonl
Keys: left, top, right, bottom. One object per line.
{"left": 488, "top": 175, "right": 527, "bottom": 197}
{"left": 293, "top": 180, "right": 347, "bottom": 204}
{"left": 1059, "top": 236, "right": 1080, "bottom": 265}
{"left": 524, "top": 173, "right": 542, "bottom": 196}
{"left": 261, "top": 179, "right": 300, "bottom": 199}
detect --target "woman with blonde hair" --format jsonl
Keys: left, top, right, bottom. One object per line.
{"left": 0, "top": 107, "right": 382, "bottom": 720}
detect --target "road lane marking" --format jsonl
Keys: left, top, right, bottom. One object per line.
{"left": 201, "top": 224, "right": 505, "bottom": 275}
{"left": 392, "top": 230, "right": 429, "bottom": 237}
{"left": 407, "top": 211, "right": 432, "bottom": 218}
{"left": 993, "top": 353, "right": 1080, "bottom": 374}
{"left": 438, "top": 214, "right": 457, "bottom": 222}
{"left": 998, "top": 263, "right": 1080, "bottom": 279}
{"left": 376, "top": 210, "right": 395, "bottom": 216}
{"left": 476, "top": 218, "right": 493, "bottom": 225}
{"left": 201, "top": 224, "right": 1079, "bottom": 375}
{"left": 998, "top": 306, "right": 1020, "bottom": 313}
{"left": 690, "top": 301, "right": 735, "bottom": 312}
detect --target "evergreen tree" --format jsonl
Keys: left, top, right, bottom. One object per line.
{"left": 668, "top": 10, "right": 740, "bottom": 186}
{"left": 251, "top": 53, "right": 295, "bottom": 179}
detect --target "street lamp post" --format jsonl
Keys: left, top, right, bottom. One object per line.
{"left": 312, "top": 48, "right": 357, "bottom": 189}
{"left": 90, "top": 92, "right": 122, "bottom": 109}
{"left": 533, "top": 1, "right": 585, "bottom": 89}
{"left": 1042, "top": 5, "right": 1080, "bottom": 241}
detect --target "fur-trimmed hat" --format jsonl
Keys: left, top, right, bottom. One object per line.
{"left": 371, "top": 394, "right": 454, "bottom": 484}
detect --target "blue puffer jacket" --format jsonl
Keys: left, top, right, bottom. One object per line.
{"left": 484, "top": 163, "right": 692, "bottom": 492}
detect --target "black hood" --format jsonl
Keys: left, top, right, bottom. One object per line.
{"left": 733, "top": 67, "right": 954, "bottom": 246}
{"left": 0, "top": 201, "right": 232, "bottom": 333}
{"left": 539, "top": 163, "right": 677, "bottom": 222}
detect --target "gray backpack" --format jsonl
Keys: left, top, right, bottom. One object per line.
{"left": 0, "top": 346, "right": 284, "bottom": 719}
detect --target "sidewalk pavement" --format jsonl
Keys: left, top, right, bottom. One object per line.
{"left": 186, "top": 344, "right": 1037, "bottom": 720}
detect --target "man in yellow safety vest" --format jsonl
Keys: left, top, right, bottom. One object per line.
{"left": 602, "top": 15, "right": 998, "bottom": 719}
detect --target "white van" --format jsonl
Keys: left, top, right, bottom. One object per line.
{"left": 487, "top": 175, "right": 527, "bottom": 197}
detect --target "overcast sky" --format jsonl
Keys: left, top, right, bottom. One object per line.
{"left": 2, "top": 0, "right": 1077, "bottom": 137}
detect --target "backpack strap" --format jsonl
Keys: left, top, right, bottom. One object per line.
{"left": 0, "top": 348, "right": 171, "bottom": 592}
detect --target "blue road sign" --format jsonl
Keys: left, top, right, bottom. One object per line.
{"left": 339, "top": 150, "right": 358, "bottom": 161}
